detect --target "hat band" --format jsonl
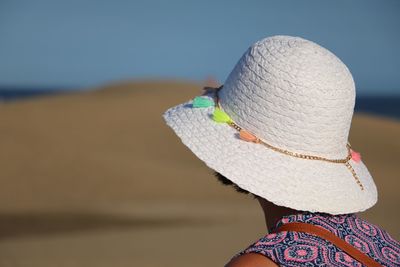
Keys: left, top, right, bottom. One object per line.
{"left": 201, "top": 86, "right": 364, "bottom": 191}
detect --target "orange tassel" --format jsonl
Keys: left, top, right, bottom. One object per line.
{"left": 239, "top": 130, "right": 259, "bottom": 143}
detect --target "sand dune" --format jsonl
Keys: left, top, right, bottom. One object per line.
{"left": 0, "top": 80, "right": 398, "bottom": 266}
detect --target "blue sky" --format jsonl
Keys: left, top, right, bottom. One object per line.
{"left": 0, "top": 0, "right": 399, "bottom": 95}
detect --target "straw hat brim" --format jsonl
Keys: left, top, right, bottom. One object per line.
{"left": 162, "top": 95, "right": 378, "bottom": 215}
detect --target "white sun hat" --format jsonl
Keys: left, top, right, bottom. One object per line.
{"left": 162, "top": 35, "right": 377, "bottom": 215}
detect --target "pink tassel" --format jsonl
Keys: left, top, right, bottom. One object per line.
{"left": 350, "top": 149, "right": 361, "bottom": 163}
{"left": 239, "top": 130, "right": 259, "bottom": 143}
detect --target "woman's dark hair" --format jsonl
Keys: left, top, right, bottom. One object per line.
{"left": 214, "top": 171, "right": 257, "bottom": 198}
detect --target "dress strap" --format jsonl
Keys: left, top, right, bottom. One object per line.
{"left": 275, "top": 222, "right": 384, "bottom": 267}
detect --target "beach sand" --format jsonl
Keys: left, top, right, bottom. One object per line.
{"left": 0, "top": 81, "right": 398, "bottom": 266}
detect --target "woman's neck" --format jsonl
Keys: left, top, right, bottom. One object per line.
{"left": 257, "top": 197, "right": 300, "bottom": 233}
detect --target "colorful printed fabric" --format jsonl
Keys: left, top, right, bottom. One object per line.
{"left": 233, "top": 212, "right": 400, "bottom": 266}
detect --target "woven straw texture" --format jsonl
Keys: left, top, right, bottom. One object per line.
{"left": 162, "top": 35, "right": 377, "bottom": 214}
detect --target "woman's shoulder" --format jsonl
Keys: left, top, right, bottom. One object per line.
{"left": 225, "top": 252, "right": 278, "bottom": 267}
{"left": 228, "top": 213, "right": 400, "bottom": 267}
{"left": 226, "top": 231, "right": 292, "bottom": 266}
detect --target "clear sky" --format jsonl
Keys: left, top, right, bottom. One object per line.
{"left": 0, "top": 0, "right": 399, "bottom": 95}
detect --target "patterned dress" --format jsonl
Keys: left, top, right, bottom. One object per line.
{"left": 232, "top": 212, "right": 400, "bottom": 266}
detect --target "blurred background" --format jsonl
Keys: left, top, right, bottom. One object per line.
{"left": 0, "top": 0, "right": 399, "bottom": 266}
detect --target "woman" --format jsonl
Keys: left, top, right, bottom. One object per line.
{"left": 162, "top": 35, "right": 400, "bottom": 266}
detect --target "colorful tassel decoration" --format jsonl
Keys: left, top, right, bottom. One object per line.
{"left": 192, "top": 96, "right": 214, "bottom": 108}
{"left": 212, "top": 108, "right": 232, "bottom": 123}
{"left": 350, "top": 149, "right": 361, "bottom": 163}
{"left": 239, "top": 129, "right": 259, "bottom": 143}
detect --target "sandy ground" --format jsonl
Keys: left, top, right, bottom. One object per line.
{"left": 0, "top": 80, "right": 398, "bottom": 266}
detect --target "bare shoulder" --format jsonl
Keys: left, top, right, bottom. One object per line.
{"left": 225, "top": 253, "right": 278, "bottom": 267}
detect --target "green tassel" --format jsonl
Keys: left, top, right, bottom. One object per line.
{"left": 192, "top": 96, "right": 214, "bottom": 108}
{"left": 213, "top": 108, "right": 232, "bottom": 123}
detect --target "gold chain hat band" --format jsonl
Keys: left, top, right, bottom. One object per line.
{"left": 205, "top": 86, "right": 364, "bottom": 191}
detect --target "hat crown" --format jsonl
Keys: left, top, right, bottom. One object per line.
{"left": 219, "top": 35, "right": 356, "bottom": 158}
